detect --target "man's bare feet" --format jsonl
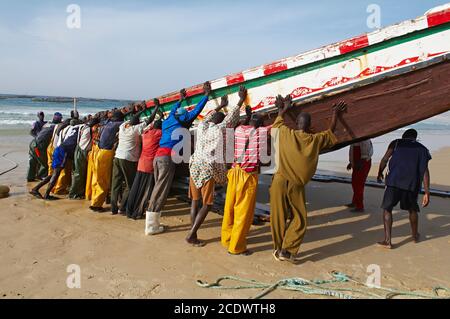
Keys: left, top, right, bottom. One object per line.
{"left": 413, "top": 233, "right": 421, "bottom": 243}
{"left": 29, "top": 190, "right": 43, "bottom": 199}
{"left": 228, "top": 250, "right": 252, "bottom": 256}
{"left": 376, "top": 241, "right": 393, "bottom": 249}
{"left": 186, "top": 237, "right": 206, "bottom": 247}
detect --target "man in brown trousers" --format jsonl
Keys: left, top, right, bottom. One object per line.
{"left": 270, "top": 95, "right": 347, "bottom": 263}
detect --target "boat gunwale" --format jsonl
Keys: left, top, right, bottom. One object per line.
{"left": 140, "top": 7, "right": 450, "bottom": 110}
{"left": 137, "top": 22, "right": 450, "bottom": 119}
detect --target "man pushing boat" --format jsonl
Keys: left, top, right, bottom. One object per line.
{"left": 270, "top": 95, "right": 347, "bottom": 264}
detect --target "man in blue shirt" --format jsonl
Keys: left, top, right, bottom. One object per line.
{"left": 145, "top": 81, "right": 211, "bottom": 235}
{"left": 377, "top": 129, "right": 431, "bottom": 249}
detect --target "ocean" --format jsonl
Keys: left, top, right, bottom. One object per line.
{"left": 1, "top": 96, "right": 449, "bottom": 159}
{"left": 0, "top": 97, "right": 129, "bottom": 127}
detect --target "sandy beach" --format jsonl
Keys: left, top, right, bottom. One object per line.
{"left": 0, "top": 131, "right": 449, "bottom": 299}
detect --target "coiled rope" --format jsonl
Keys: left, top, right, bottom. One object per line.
{"left": 196, "top": 271, "right": 450, "bottom": 299}
{"left": 0, "top": 151, "right": 19, "bottom": 176}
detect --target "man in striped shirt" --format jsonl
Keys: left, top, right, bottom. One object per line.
{"left": 221, "top": 108, "right": 271, "bottom": 256}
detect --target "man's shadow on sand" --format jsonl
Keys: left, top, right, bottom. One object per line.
{"left": 161, "top": 189, "right": 450, "bottom": 261}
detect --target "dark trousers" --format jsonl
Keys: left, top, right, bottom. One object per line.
{"left": 69, "top": 146, "right": 89, "bottom": 199}
{"left": 27, "top": 139, "right": 48, "bottom": 181}
{"left": 111, "top": 158, "right": 137, "bottom": 213}
{"left": 126, "top": 171, "right": 155, "bottom": 219}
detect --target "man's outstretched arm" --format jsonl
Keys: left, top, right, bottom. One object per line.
{"left": 143, "top": 99, "right": 162, "bottom": 125}
{"left": 169, "top": 89, "right": 187, "bottom": 117}
{"left": 185, "top": 81, "right": 212, "bottom": 122}
{"left": 328, "top": 101, "right": 347, "bottom": 132}
{"left": 377, "top": 146, "right": 394, "bottom": 182}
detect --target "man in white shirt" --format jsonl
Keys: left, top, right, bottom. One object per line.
{"left": 110, "top": 105, "right": 161, "bottom": 215}
{"left": 346, "top": 139, "right": 373, "bottom": 212}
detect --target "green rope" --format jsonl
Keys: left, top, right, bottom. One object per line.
{"left": 196, "top": 272, "right": 450, "bottom": 299}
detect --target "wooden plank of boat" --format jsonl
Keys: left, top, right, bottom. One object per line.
{"left": 274, "top": 54, "right": 450, "bottom": 149}
{"left": 138, "top": 4, "right": 450, "bottom": 146}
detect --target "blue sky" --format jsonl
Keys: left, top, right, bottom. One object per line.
{"left": 0, "top": 0, "right": 448, "bottom": 100}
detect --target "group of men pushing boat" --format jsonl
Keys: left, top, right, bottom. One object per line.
{"left": 27, "top": 82, "right": 432, "bottom": 262}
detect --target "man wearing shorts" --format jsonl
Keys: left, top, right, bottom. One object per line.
{"left": 187, "top": 86, "right": 247, "bottom": 247}
{"left": 377, "top": 129, "right": 431, "bottom": 249}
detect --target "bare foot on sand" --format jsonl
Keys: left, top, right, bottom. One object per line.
{"left": 29, "top": 190, "right": 42, "bottom": 199}
{"left": 413, "top": 233, "right": 421, "bottom": 243}
{"left": 377, "top": 241, "right": 393, "bottom": 249}
{"left": 185, "top": 237, "right": 206, "bottom": 247}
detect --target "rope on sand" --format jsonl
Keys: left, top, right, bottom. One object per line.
{"left": 0, "top": 151, "right": 19, "bottom": 176}
{"left": 196, "top": 271, "right": 450, "bottom": 299}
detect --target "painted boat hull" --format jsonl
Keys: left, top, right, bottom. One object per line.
{"left": 273, "top": 55, "right": 450, "bottom": 149}
{"left": 139, "top": 5, "right": 450, "bottom": 148}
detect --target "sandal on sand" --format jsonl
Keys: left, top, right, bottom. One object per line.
{"left": 228, "top": 250, "right": 252, "bottom": 256}
{"left": 278, "top": 251, "right": 301, "bottom": 264}
{"left": 272, "top": 250, "right": 282, "bottom": 261}
{"left": 29, "top": 190, "right": 43, "bottom": 199}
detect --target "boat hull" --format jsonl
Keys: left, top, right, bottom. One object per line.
{"left": 276, "top": 56, "right": 450, "bottom": 149}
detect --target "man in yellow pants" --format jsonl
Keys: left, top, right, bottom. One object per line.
{"left": 85, "top": 120, "right": 101, "bottom": 200}
{"left": 270, "top": 95, "right": 347, "bottom": 263}
{"left": 47, "top": 118, "right": 71, "bottom": 194}
{"left": 90, "top": 112, "right": 124, "bottom": 212}
{"left": 221, "top": 110, "right": 271, "bottom": 256}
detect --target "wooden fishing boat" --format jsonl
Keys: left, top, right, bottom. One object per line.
{"left": 141, "top": 4, "right": 450, "bottom": 149}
